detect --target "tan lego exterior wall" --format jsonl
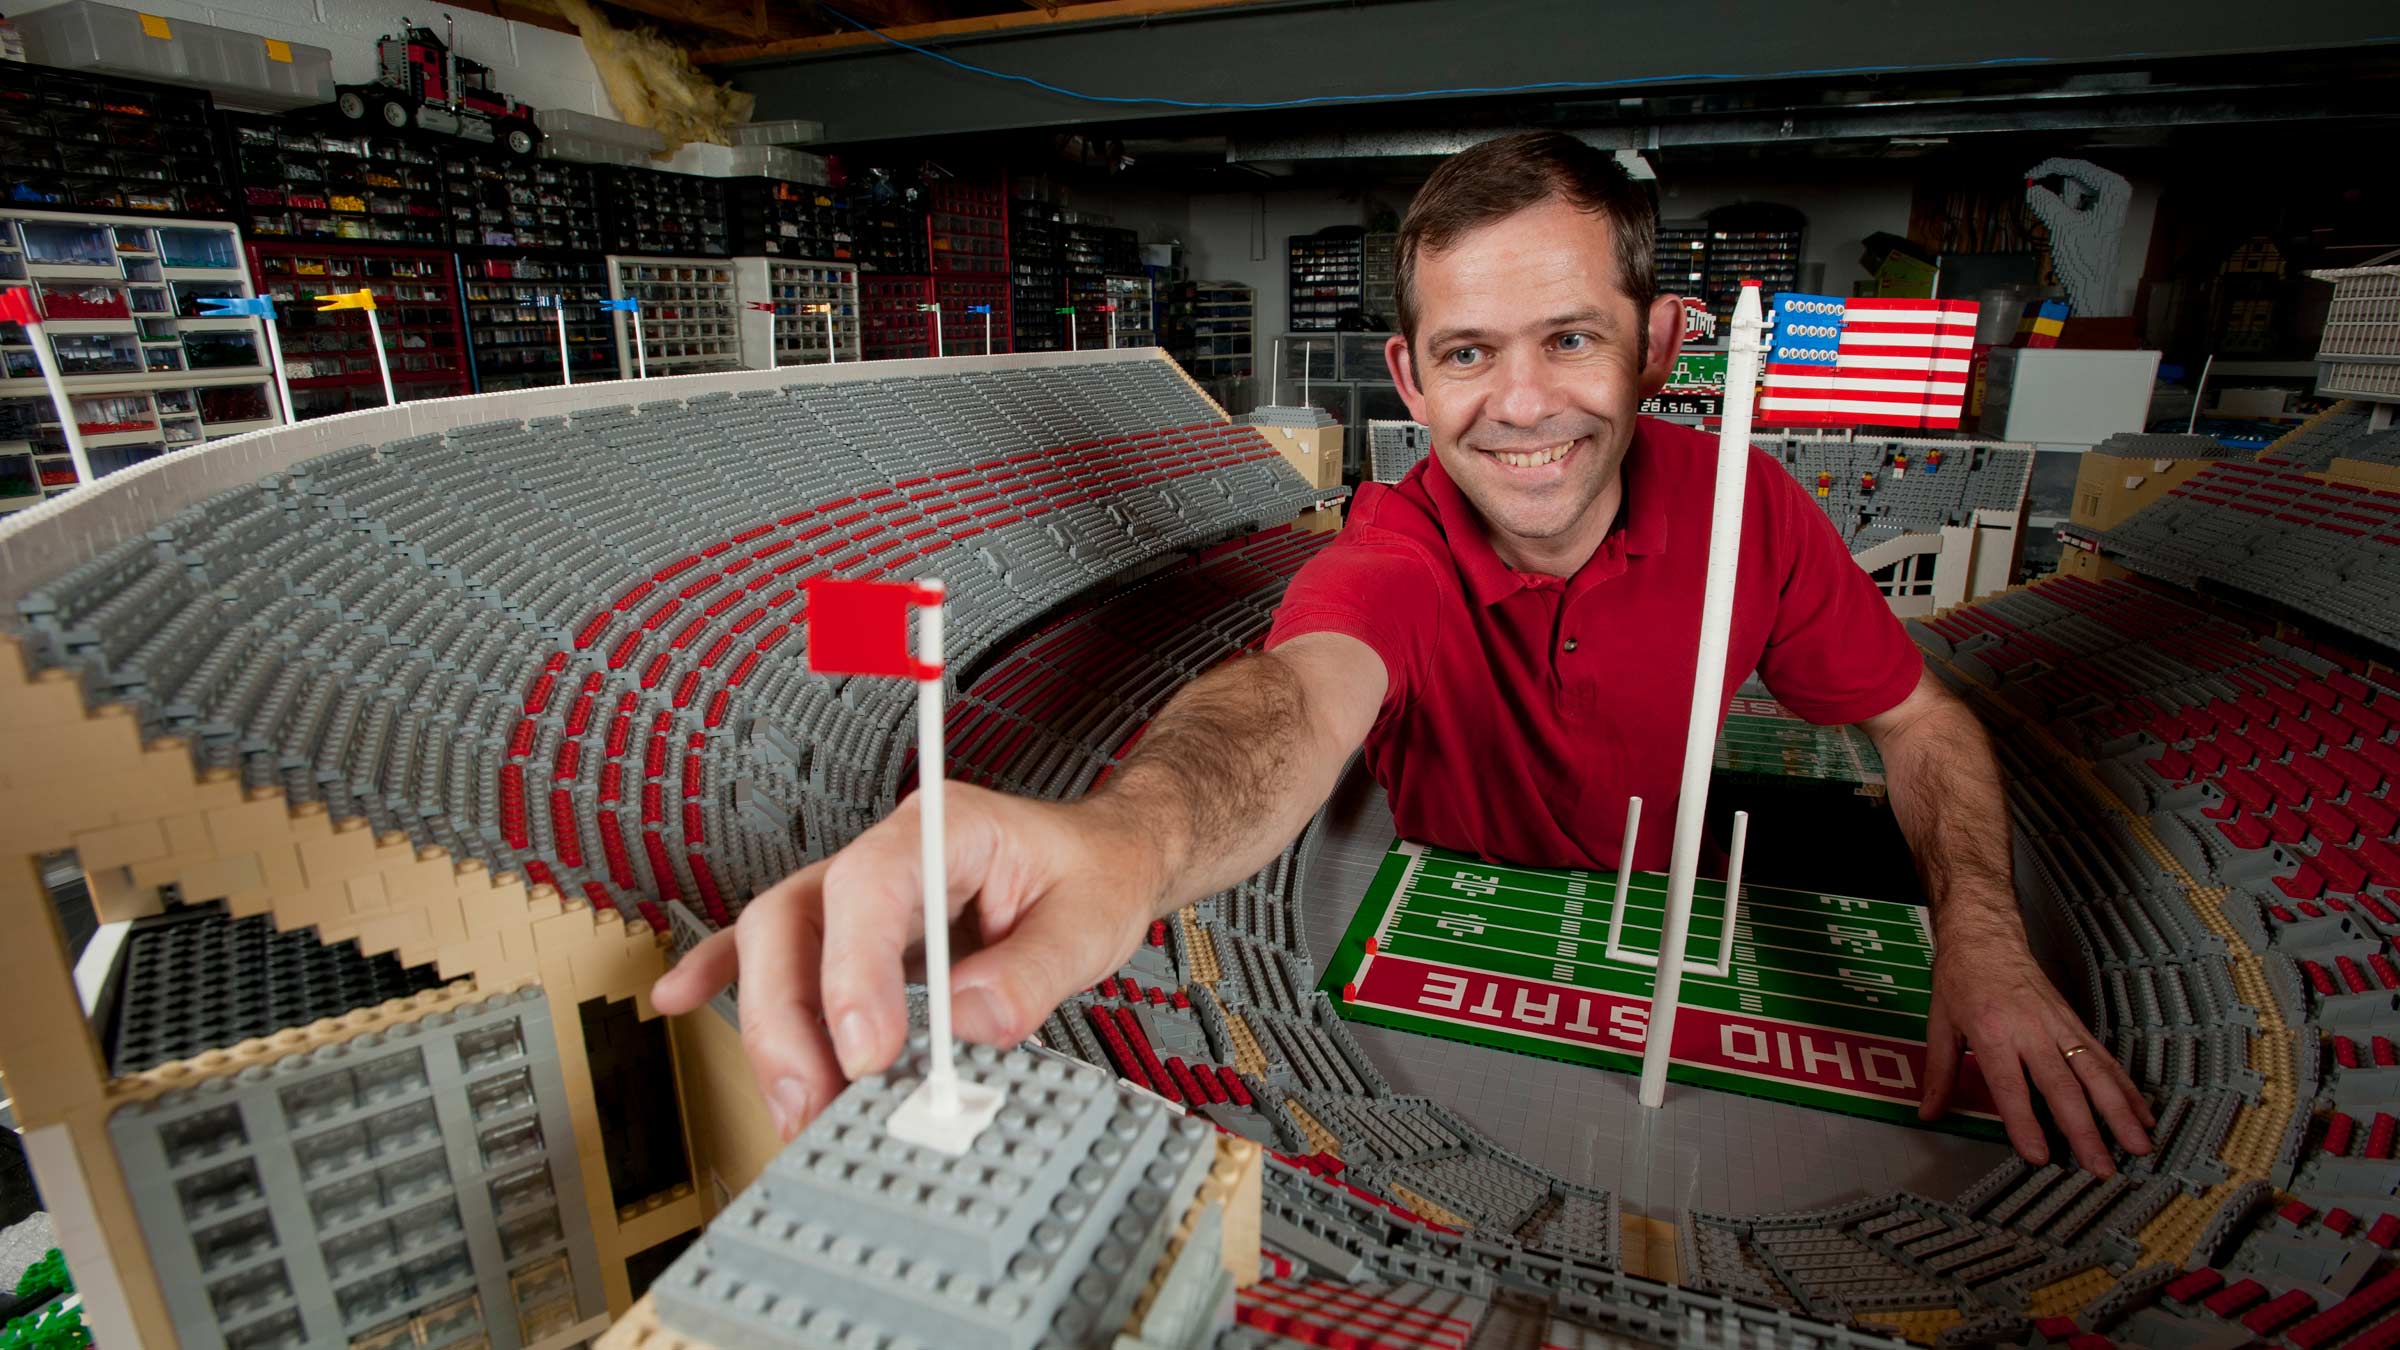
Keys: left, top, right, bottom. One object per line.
{"left": 2051, "top": 450, "right": 2219, "bottom": 583}
{"left": 1252, "top": 423, "right": 1347, "bottom": 491}
{"left": 2067, "top": 451, "right": 2217, "bottom": 538}
{"left": 0, "top": 633, "right": 698, "bottom": 1348}
{"left": 2318, "top": 456, "right": 2400, "bottom": 493}
{"left": 2053, "top": 546, "right": 2131, "bottom": 583}
{"left": 667, "top": 996, "right": 784, "bottom": 1206}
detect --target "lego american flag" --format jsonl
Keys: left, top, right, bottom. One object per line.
{"left": 1758, "top": 294, "right": 1979, "bottom": 430}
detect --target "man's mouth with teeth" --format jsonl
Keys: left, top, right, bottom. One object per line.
{"left": 1486, "top": 440, "right": 1576, "bottom": 469}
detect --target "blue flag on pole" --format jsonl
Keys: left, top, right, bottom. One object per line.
{"left": 197, "top": 295, "right": 277, "bottom": 318}
{"left": 601, "top": 297, "right": 641, "bottom": 313}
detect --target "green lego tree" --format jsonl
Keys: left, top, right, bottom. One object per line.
{"left": 0, "top": 1302, "right": 88, "bottom": 1350}
{"left": 12, "top": 1251, "right": 68, "bottom": 1302}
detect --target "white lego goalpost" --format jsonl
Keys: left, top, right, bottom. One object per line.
{"left": 1626, "top": 281, "right": 1770, "bottom": 1109}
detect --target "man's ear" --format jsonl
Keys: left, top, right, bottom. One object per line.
{"left": 1637, "top": 295, "right": 1686, "bottom": 397}
{"left": 1386, "top": 333, "right": 1431, "bottom": 424}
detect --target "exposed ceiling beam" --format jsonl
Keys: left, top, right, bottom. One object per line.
{"left": 695, "top": 0, "right": 1283, "bottom": 64}
{"left": 816, "top": 0, "right": 954, "bottom": 27}
{"left": 1222, "top": 81, "right": 2400, "bottom": 160}
{"left": 600, "top": 0, "right": 803, "bottom": 38}
{"left": 441, "top": 0, "right": 583, "bottom": 36}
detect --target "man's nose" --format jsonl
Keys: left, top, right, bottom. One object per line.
{"left": 1484, "top": 348, "right": 1568, "bottom": 428}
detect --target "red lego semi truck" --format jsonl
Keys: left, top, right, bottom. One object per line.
{"left": 331, "top": 15, "right": 543, "bottom": 156}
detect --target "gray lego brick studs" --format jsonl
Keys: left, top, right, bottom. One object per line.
{"left": 652, "top": 1036, "right": 1214, "bottom": 1350}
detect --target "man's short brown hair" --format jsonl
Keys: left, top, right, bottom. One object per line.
{"left": 1396, "top": 131, "right": 1659, "bottom": 350}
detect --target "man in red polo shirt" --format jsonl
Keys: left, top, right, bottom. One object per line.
{"left": 659, "top": 133, "right": 2153, "bottom": 1178}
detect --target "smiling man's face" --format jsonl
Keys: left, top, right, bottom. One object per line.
{"left": 1388, "top": 196, "right": 1683, "bottom": 573}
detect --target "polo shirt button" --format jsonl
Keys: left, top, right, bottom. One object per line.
{"left": 1564, "top": 637, "right": 1579, "bottom": 653}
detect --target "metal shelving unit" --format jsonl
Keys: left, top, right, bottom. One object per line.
{"left": 1, "top": 208, "right": 276, "bottom": 509}
{"left": 1361, "top": 232, "right": 1397, "bottom": 329}
{"left": 458, "top": 252, "right": 615, "bottom": 392}
{"left": 604, "top": 255, "right": 739, "bottom": 379}
{"left": 860, "top": 273, "right": 935, "bottom": 361}
{"left": 733, "top": 256, "right": 860, "bottom": 367}
{"left": 246, "top": 240, "right": 469, "bottom": 418}
{"left": 1171, "top": 280, "right": 1253, "bottom": 379}
{"left": 1288, "top": 227, "right": 1364, "bottom": 333}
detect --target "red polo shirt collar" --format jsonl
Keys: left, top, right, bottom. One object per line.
{"left": 1419, "top": 425, "right": 1673, "bottom": 609}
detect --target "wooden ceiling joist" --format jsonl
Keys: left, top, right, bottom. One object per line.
{"left": 692, "top": 0, "right": 1283, "bottom": 65}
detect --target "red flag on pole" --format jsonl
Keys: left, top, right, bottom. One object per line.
{"left": 805, "top": 579, "right": 942, "bottom": 679}
{"left": 746, "top": 301, "right": 776, "bottom": 312}
{"left": 0, "top": 287, "right": 43, "bottom": 328}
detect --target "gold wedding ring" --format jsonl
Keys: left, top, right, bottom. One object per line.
{"left": 2061, "top": 1044, "right": 2089, "bottom": 1060}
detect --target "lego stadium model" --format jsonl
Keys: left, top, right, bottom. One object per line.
{"left": 2, "top": 342, "right": 2399, "bottom": 1350}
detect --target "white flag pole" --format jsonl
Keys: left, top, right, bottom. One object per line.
{"left": 633, "top": 308, "right": 648, "bottom": 380}
{"left": 363, "top": 304, "right": 397, "bottom": 406}
{"left": 2188, "top": 353, "right": 2215, "bottom": 434}
{"left": 824, "top": 305, "right": 837, "bottom": 363}
{"left": 19, "top": 312, "right": 96, "bottom": 486}
{"left": 883, "top": 578, "right": 1003, "bottom": 1155}
{"left": 983, "top": 307, "right": 992, "bottom": 355}
{"left": 261, "top": 311, "right": 297, "bottom": 424}
{"left": 916, "top": 578, "right": 954, "bottom": 1110}
{"left": 1639, "top": 280, "right": 1767, "bottom": 1109}
{"left": 555, "top": 298, "right": 572, "bottom": 386}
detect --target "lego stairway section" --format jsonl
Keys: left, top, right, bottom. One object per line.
{"left": 1, "top": 351, "right": 1324, "bottom": 939}
{"left": 2079, "top": 402, "right": 2400, "bottom": 653}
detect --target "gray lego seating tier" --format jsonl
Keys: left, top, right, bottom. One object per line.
{"left": 2081, "top": 403, "right": 2400, "bottom": 652}
{"left": 7, "top": 354, "right": 1323, "bottom": 940}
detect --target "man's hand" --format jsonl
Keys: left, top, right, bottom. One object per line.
{"left": 651, "top": 783, "right": 1157, "bottom": 1140}
{"left": 652, "top": 636, "right": 1384, "bottom": 1142}
{"left": 1920, "top": 915, "right": 2155, "bottom": 1175}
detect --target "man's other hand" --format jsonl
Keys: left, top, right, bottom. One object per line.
{"left": 650, "top": 783, "right": 1157, "bottom": 1141}
{"left": 1920, "top": 920, "right": 2156, "bottom": 1175}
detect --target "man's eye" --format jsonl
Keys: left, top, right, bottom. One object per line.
{"left": 1557, "top": 332, "right": 1589, "bottom": 351}
{"left": 1446, "top": 347, "right": 1483, "bottom": 367}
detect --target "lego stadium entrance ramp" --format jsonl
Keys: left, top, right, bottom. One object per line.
{"left": 1319, "top": 839, "right": 2004, "bottom": 1137}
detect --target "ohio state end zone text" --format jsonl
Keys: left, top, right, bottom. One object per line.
{"left": 1319, "top": 840, "right": 2000, "bottom": 1134}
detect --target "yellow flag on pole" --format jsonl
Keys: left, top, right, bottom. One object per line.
{"left": 315, "top": 288, "right": 377, "bottom": 312}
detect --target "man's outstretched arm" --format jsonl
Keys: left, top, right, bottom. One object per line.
{"left": 1862, "top": 667, "right": 2155, "bottom": 1175}
{"left": 653, "top": 630, "right": 1388, "bottom": 1138}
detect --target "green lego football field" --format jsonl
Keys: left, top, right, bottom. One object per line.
{"left": 1714, "top": 695, "right": 1886, "bottom": 789}
{"left": 1318, "top": 839, "right": 2001, "bottom": 1136}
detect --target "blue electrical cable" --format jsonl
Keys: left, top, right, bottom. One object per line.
{"left": 812, "top": 5, "right": 2219, "bottom": 112}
